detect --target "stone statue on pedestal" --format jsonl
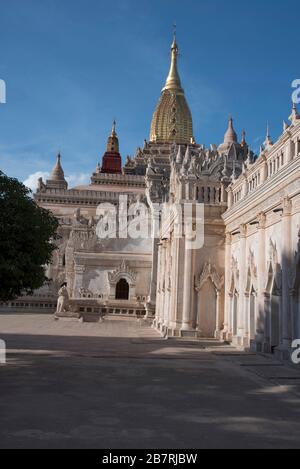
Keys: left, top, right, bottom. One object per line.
{"left": 55, "top": 283, "right": 69, "bottom": 316}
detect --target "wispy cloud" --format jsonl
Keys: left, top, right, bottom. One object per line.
{"left": 23, "top": 171, "right": 50, "bottom": 191}
{"left": 66, "top": 173, "right": 90, "bottom": 188}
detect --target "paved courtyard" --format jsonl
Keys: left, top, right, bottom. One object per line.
{"left": 1, "top": 313, "right": 300, "bottom": 448}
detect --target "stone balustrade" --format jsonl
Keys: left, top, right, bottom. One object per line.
{"left": 228, "top": 122, "right": 300, "bottom": 208}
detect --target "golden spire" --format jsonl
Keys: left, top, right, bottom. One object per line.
{"left": 106, "top": 120, "right": 119, "bottom": 153}
{"left": 150, "top": 31, "right": 194, "bottom": 145}
{"left": 163, "top": 27, "right": 183, "bottom": 92}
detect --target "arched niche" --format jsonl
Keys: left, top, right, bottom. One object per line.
{"left": 264, "top": 259, "right": 282, "bottom": 352}
{"left": 195, "top": 262, "right": 224, "bottom": 338}
{"left": 244, "top": 250, "right": 258, "bottom": 341}
{"left": 108, "top": 260, "right": 137, "bottom": 301}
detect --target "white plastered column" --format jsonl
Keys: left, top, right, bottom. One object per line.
{"left": 281, "top": 197, "right": 292, "bottom": 350}
{"left": 256, "top": 212, "right": 266, "bottom": 351}
{"left": 238, "top": 224, "right": 247, "bottom": 343}
{"left": 222, "top": 232, "right": 232, "bottom": 340}
{"left": 181, "top": 234, "right": 194, "bottom": 331}
{"left": 146, "top": 208, "right": 160, "bottom": 318}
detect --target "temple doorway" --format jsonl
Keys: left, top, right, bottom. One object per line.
{"left": 115, "top": 278, "right": 129, "bottom": 300}
{"left": 198, "top": 278, "right": 217, "bottom": 338}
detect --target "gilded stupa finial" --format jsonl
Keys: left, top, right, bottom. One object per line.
{"left": 163, "top": 25, "right": 182, "bottom": 92}
{"left": 149, "top": 30, "right": 194, "bottom": 144}
{"left": 173, "top": 22, "right": 177, "bottom": 44}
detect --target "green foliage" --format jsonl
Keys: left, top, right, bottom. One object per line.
{"left": 0, "top": 171, "right": 59, "bottom": 301}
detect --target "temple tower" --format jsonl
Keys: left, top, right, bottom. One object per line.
{"left": 150, "top": 33, "right": 194, "bottom": 145}
{"left": 101, "top": 120, "right": 122, "bottom": 174}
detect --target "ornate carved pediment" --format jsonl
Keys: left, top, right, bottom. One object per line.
{"left": 195, "top": 262, "right": 224, "bottom": 292}
{"left": 108, "top": 260, "right": 137, "bottom": 285}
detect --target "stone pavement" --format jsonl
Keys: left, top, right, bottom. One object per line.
{"left": 0, "top": 313, "right": 300, "bottom": 449}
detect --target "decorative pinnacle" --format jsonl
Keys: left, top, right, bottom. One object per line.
{"left": 241, "top": 129, "right": 246, "bottom": 146}
{"left": 111, "top": 119, "right": 117, "bottom": 136}
{"left": 290, "top": 101, "right": 300, "bottom": 123}
{"left": 264, "top": 121, "right": 273, "bottom": 146}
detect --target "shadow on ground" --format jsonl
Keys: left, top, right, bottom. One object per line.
{"left": 0, "top": 315, "right": 300, "bottom": 449}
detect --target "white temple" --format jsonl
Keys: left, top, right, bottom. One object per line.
{"left": 2, "top": 35, "right": 300, "bottom": 360}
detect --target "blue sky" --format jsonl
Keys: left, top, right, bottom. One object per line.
{"left": 0, "top": 0, "right": 299, "bottom": 189}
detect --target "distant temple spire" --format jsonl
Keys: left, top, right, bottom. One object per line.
{"left": 106, "top": 119, "right": 119, "bottom": 153}
{"left": 47, "top": 153, "right": 68, "bottom": 189}
{"left": 224, "top": 116, "right": 238, "bottom": 145}
{"left": 101, "top": 120, "right": 122, "bottom": 174}
{"left": 50, "top": 153, "right": 65, "bottom": 181}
